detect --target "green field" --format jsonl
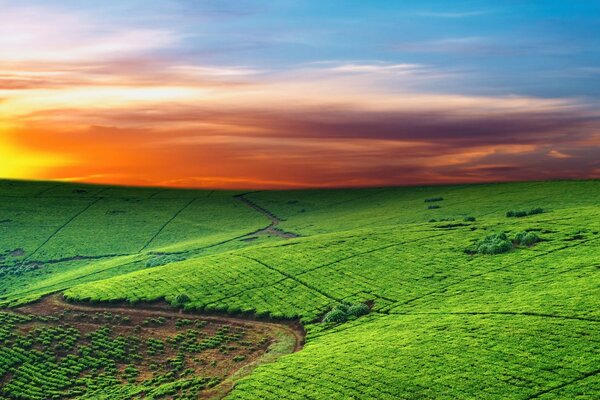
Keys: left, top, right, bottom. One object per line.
{"left": 1, "top": 179, "right": 599, "bottom": 399}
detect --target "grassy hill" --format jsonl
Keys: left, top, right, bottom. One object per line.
{"left": 0, "top": 179, "right": 598, "bottom": 399}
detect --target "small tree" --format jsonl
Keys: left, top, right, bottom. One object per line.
{"left": 517, "top": 231, "right": 540, "bottom": 246}
{"left": 172, "top": 293, "right": 191, "bottom": 307}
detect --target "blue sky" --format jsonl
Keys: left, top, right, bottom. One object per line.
{"left": 39, "top": 0, "right": 600, "bottom": 98}
{"left": 209, "top": 0, "right": 600, "bottom": 97}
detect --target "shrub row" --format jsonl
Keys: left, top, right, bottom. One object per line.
{"left": 506, "top": 208, "right": 544, "bottom": 218}
{"left": 323, "top": 302, "right": 369, "bottom": 323}
{"left": 471, "top": 231, "right": 541, "bottom": 255}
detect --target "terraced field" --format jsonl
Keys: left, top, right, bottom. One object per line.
{"left": 0, "top": 179, "right": 599, "bottom": 399}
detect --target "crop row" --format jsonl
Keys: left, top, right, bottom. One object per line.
{"left": 0, "top": 311, "right": 267, "bottom": 399}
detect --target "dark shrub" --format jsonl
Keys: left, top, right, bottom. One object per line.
{"left": 528, "top": 207, "right": 544, "bottom": 215}
{"left": 323, "top": 302, "right": 369, "bottom": 323}
{"left": 476, "top": 232, "right": 513, "bottom": 255}
{"left": 515, "top": 231, "right": 540, "bottom": 246}
{"left": 428, "top": 205, "right": 440, "bottom": 209}
{"left": 507, "top": 208, "right": 545, "bottom": 218}
{"left": 171, "top": 293, "right": 191, "bottom": 307}
{"left": 323, "top": 308, "right": 347, "bottom": 323}
{"left": 346, "top": 303, "right": 369, "bottom": 317}
{"left": 464, "top": 216, "right": 476, "bottom": 222}
{"left": 424, "top": 197, "right": 443, "bottom": 203}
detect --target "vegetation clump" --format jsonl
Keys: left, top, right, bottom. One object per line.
{"left": 475, "top": 233, "right": 513, "bottom": 255}
{"left": 171, "top": 293, "right": 191, "bottom": 308}
{"left": 427, "top": 205, "right": 441, "bottom": 210}
{"left": 424, "top": 197, "right": 444, "bottom": 202}
{"left": 514, "top": 231, "right": 540, "bottom": 246}
{"left": 470, "top": 231, "right": 542, "bottom": 255}
{"left": 323, "top": 302, "right": 369, "bottom": 323}
{"left": 464, "top": 216, "right": 476, "bottom": 222}
{"left": 506, "top": 208, "right": 545, "bottom": 218}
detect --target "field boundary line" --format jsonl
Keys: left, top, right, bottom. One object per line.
{"left": 148, "top": 189, "right": 166, "bottom": 198}
{"left": 203, "top": 277, "right": 290, "bottom": 308}
{"left": 34, "top": 184, "right": 60, "bottom": 197}
{"left": 238, "top": 255, "right": 342, "bottom": 302}
{"left": 392, "top": 236, "right": 600, "bottom": 310}
{"left": 25, "top": 197, "right": 103, "bottom": 261}
{"left": 297, "top": 231, "right": 448, "bottom": 277}
{"left": 391, "top": 310, "right": 600, "bottom": 323}
{"left": 25, "top": 253, "right": 130, "bottom": 266}
{"left": 138, "top": 197, "right": 197, "bottom": 252}
{"left": 0, "top": 258, "right": 141, "bottom": 302}
{"left": 526, "top": 368, "right": 600, "bottom": 399}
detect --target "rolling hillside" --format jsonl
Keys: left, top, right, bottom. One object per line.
{"left": 1, "top": 179, "right": 599, "bottom": 399}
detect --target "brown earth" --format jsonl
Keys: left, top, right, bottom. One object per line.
{"left": 9, "top": 294, "right": 305, "bottom": 398}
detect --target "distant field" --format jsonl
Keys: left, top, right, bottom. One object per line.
{"left": 0, "top": 179, "right": 599, "bottom": 399}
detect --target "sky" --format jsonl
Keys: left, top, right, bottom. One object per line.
{"left": 1, "top": 0, "right": 599, "bottom": 189}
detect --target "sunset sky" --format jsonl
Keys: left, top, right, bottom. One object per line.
{"left": 1, "top": 1, "right": 599, "bottom": 188}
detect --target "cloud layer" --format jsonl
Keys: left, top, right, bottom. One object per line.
{"left": 1, "top": 2, "right": 599, "bottom": 188}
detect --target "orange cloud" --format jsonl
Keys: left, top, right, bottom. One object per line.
{"left": 1, "top": 5, "right": 598, "bottom": 188}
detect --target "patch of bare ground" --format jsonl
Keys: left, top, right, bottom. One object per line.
{"left": 9, "top": 294, "right": 304, "bottom": 398}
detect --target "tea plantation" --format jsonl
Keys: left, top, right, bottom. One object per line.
{"left": 0, "top": 300, "right": 276, "bottom": 399}
{"left": 0, "top": 179, "right": 599, "bottom": 399}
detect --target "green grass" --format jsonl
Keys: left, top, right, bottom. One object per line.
{"left": 1, "top": 178, "right": 599, "bottom": 399}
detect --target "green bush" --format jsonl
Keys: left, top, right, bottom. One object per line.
{"left": 424, "top": 197, "right": 443, "bottom": 202}
{"left": 472, "top": 231, "right": 542, "bottom": 255}
{"left": 323, "top": 308, "right": 347, "bottom": 323}
{"left": 514, "top": 231, "right": 540, "bottom": 246}
{"left": 171, "top": 293, "right": 191, "bottom": 307}
{"left": 464, "top": 216, "right": 476, "bottom": 222}
{"left": 428, "top": 205, "right": 440, "bottom": 210}
{"left": 506, "top": 208, "right": 544, "bottom": 218}
{"left": 476, "top": 233, "right": 513, "bottom": 255}
{"left": 346, "top": 303, "right": 369, "bottom": 317}
{"left": 323, "top": 302, "right": 369, "bottom": 323}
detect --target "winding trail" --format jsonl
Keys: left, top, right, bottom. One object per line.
{"left": 236, "top": 194, "right": 299, "bottom": 239}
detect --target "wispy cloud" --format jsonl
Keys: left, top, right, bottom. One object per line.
{"left": 0, "top": 6, "right": 179, "bottom": 63}
{"left": 325, "top": 63, "right": 425, "bottom": 75}
{"left": 1, "top": 2, "right": 599, "bottom": 188}
{"left": 393, "top": 36, "right": 582, "bottom": 57}
{"left": 415, "top": 10, "right": 490, "bottom": 18}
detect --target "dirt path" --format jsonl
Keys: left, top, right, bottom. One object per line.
{"left": 236, "top": 194, "right": 299, "bottom": 239}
